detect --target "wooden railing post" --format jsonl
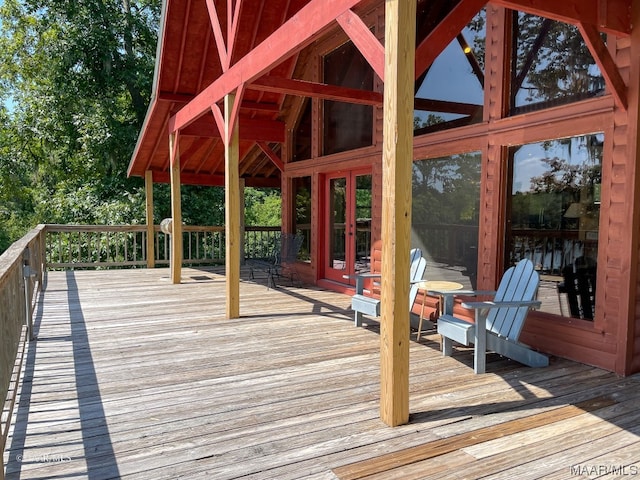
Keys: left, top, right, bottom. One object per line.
{"left": 22, "top": 248, "right": 36, "bottom": 341}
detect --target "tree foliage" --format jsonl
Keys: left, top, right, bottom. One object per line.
{"left": 0, "top": 0, "right": 161, "bottom": 252}
{"left": 0, "top": 0, "right": 281, "bottom": 254}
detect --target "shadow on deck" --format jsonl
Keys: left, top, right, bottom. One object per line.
{"left": 3, "top": 267, "right": 639, "bottom": 479}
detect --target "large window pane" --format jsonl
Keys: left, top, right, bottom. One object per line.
{"left": 414, "top": 9, "right": 485, "bottom": 133}
{"left": 293, "top": 176, "right": 312, "bottom": 262}
{"left": 510, "top": 12, "right": 604, "bottom": 114}
{"left": 323, "top": 41, "right": 373, "bottom": 155}
{"left": 292, "top": 100, "right": 312, "bottom": 162}
{"left": 507, "top": 134, "right": 602, "bottom": 319}
{"left": 412, "top": 153, "right": 481, "bottom": 288}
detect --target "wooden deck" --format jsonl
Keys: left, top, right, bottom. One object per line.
{"left": 3, "top": 267, "right": 640, "bottom": 479}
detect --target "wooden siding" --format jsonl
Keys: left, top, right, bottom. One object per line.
{"left": 4, "top": 267, "right": 640, "bottom": 479}
{"left": 280, "top": 2, "right": 639, "bottom": 375}
{"left": 619, "top": 6, "right": 640, "bottom": 374}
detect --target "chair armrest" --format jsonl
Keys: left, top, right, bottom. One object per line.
{"left": 345, "top": 272, "right": 382, "bottom": 279}
{"left": 348, "top": 272, "right": 382, "bottom": 294}
{"left": 461, "top": 300, "right": 541, "bottom": 310}
{"left": 427, "top": 289, "right": 495, "bottom": 297}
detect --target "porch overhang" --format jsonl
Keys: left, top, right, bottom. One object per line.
{"left": 127, "top": 0, "right": 633, "bottom": 427}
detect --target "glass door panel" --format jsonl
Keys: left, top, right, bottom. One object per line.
{"left": 328, "top": 176, "right": 348, "bottom": 276}
{"left": 354, "top": 174, "right": 372, "bottom": 276}
{"left": 325, "top": 171, "right": 372, "bottom": 284}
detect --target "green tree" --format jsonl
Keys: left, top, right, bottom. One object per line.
{"left": 0, "top": 0, "right": 161, "bottom": 252}
{"left": 244, "top": 188, "right": 281, "bottom": 226}
{"left": 0, "top": 0, "right": 283, "bottom": 255}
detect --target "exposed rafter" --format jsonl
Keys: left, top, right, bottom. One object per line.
{"left": 337, "top": 9, "right": 385, "bottom": 80}
{"left": 249, "top": 76, "right": 382, "bottom": 105}
{"left": 414, "top": 0, "right": 488, "bottom": 80}
{"left": 158, "top": 91, "right": 280, "bottom": 112}
{"left": 151, "top": 170, "right": 280, "bottom": 188}
{"left": 257, "top": 142, "right": 285, "bottom": 172}
{"left": 181, "top": 116, "right": 286, "bottom": 142}
{"left": 169, "top": 0, "right": 366, "bottom": 133}
{"left": 227, "top": 0, "right": 244, "bottom": 67}
{"left": 210, "top": 83, "right": 246, "bottom": 144}
{"left": 205, "top": 0, "right": 229, "bottom": 70}
{"left": 578, "top": 22, "right": 627, "bottom": 111}
{"left": 492, "top": 0, "right": 631, "bottom": 36}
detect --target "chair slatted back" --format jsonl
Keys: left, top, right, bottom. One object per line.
{"left": 409, "top": 248, "right": 423, "bottom": 280}
{"left": 487, "top": 259, "right": 539, "bottom": 341}
{"left": 409, "top": 250, "right": 427, "bottom": 310}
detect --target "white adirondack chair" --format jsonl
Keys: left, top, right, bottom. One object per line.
{"left": 434, "top": 259, "right": 549, "bottom": 373}
{"left": 351, "top": 248, "right": 426, "bottom": 327}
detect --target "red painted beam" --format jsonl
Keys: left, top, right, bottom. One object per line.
{"left": 181, "top": 116, "right": 286, "bottom": 143}
{"left": 205, "top": 0, "right": 229, "bottom": 71}
{"left": 249, "top": 76, "right": 382, "bottom": 105}
{"left": 491, "top": 0, "right": 631, "bottom": 37}
{"left": 578, "top": 22, "right": 627, "bottom": 110}
{"left": 492, "top": 0, "right": 631, "bottom": 36}
{"left": 158, "top": 91, "right": 280, "bottom": 112}
{"left": 152, "top": 170, "right": 280, "bottom": 187}
{"left": 337, "top": 9, "right": 385, "bottom": 81}
{"left": 257, "top": 142, "right": 285, "bottom": 172}
{"left": 414, "top": 98, "right": 483, "bottom": 116}
{"left": 169, "top": 0, "right": 366, "bottom": 133}
{"left": 227, "top": 0, "right": 244, "bottom": 67}
{"left": 415, "top": 0, "right": 488, "bottom": 80}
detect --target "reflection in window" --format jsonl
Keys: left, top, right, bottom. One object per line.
{"left": 414, "top": 8, "right": 485, "bottom": 134}
{"left": 293, "top": 176, "right": 312, "bottom": 262}
{"left": 510, "top": 12, "right": 605, "bottom": 114}
{"left": 323, "top": 41, "right": 373, "bottom": 155}
{"left": 412, "top": 153, "right": 481, "bottom": 289}
{"left": 507, "top": 134, "right": 602, "bottom": 320}
{"left": 292, "top": 99, "right": 312, "bottom": 162}
{"left": 355, "top": 174, "right": 372, "bottom": 273}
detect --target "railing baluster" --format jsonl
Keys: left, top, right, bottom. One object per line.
{"left": 37, "top": 225, "right": 278, "bottom": 269}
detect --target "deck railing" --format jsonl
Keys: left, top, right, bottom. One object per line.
{"left": 1, "top": 225, "right": 45, "bottom": 472}
{"left": 44, "top": 224, "right": 281, "bottom": 269}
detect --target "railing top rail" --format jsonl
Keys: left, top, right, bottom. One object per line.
{"left": 0, "top": 224, "right": 45, "bottom": 289}
{"left": 45, "top": 224, "right": 149, "bottom": 233}
{"left": 44, "top": 224, "right": 280, "bottom": 232}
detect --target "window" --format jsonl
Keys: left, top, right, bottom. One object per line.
{"left": 412, "top": 152, "right": 481, "bottom": 289}
{"left": 293, "top": 176, "right": 312, "bottom": 262}
{"left": 414, "top": 9, "right": 485, "bottom": 133}
{"left": 322, "top": 41, "right": 373, "bottom": 155}
{"left": 507, "top": 134, "right": 602, "bottom": 319}
{"left": 510, "top": 12, "right": 604, "bottom": 114}
{"left": 292, "top": 99, "right": 312, "bottom": 162}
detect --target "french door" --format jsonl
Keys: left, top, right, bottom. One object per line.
{"left": 324, "top": 170, "right": 372, "bottom": 285}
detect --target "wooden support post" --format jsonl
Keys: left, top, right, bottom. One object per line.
{"left": 225, "top": 93, "right": 241, "bottom": 318}
{"left": 169, "top": 132, "right": 183, "bottom": 284}
{"left": 145, "top": 170, "right": 156, "bottom": 269}
{"left": 379, "top": 0, "right": 416, "bottom": 427}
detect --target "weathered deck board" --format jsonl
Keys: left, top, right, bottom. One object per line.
{"left": 3, "top": 267, "right": 640, "bottom": 479}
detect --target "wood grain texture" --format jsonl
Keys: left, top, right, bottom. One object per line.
{"left": 2, "top": 267, "right": 639, "bottom": 479}
{"left": 379, "top": 0, "right": 416, "bottom": 427}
